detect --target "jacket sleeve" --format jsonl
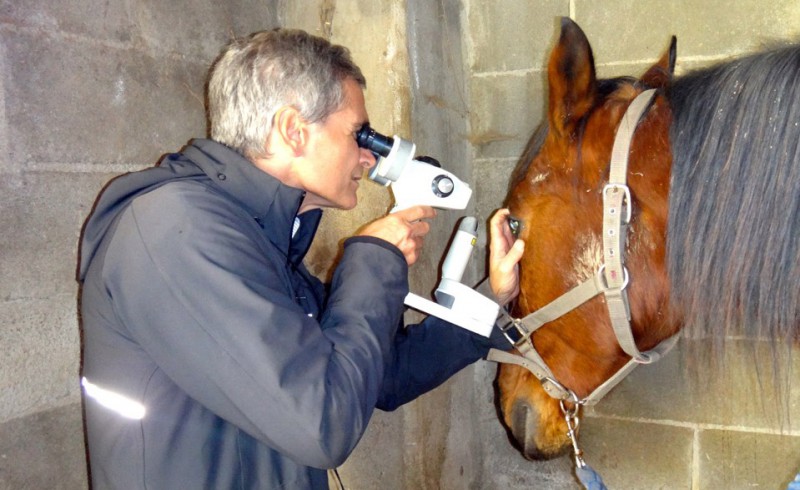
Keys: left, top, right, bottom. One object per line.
{"left": 102, "top": 185, "right": 408, "bottom": 469}
{"left": 376, "top": 313, "right": 511, "bottom": 411}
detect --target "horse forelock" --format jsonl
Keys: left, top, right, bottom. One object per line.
{"left": 667, "top": 45, "right": 800, "bottom": 347}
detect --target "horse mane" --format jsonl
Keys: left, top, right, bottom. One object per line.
{"left": 666, "top": 45, "right": 800, "bottom": 347}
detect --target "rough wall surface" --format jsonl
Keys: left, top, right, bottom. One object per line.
{"left": 282, "top": 2, "right": 479, "bottom": 488}
{"left": 2, "top": 0, "right": 799, "bottom": 489}
{"left": 0, "top": 1, "right": 277, "bottom": 487}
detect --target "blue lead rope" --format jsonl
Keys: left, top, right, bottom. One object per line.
{"left": 576, "top": 463, "right": 608, "bottom": 490}
{"left": 563, "top": 399, "right": 607, "bottom": 490}
{"left": 788, "top": 472, "right": 800, "bottom": 490}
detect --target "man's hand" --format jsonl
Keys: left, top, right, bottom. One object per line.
{"left": 356, "top": 206, "right": 437, "bottom": 265}
{"left": 488, "top": 208, "right": 525, "bottom": 306}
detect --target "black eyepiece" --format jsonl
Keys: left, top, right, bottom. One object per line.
{"left": 355, "top": 124, "right": 394, "bottom": 158}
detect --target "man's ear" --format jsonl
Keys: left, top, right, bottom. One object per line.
{"left": 271, "top": 106, "right": 308, "bottom": 157}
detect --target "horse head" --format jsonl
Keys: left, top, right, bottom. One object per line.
{"left": 498, "top": 18, "right": 682, "bottom": 460}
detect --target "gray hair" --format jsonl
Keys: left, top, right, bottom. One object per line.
{"left": 207, "top": 29, "right": 366, "bottom": 159}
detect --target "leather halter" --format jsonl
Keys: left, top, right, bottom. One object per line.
{"left": 488, "top": 89, "right": 680, "bottom": 406}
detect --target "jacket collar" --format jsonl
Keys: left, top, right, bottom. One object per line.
{"left": 183, "top": 139, "right": 321, "bottom": 266}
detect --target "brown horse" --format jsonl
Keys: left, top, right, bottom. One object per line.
{"left": 498, "top": 18, "right": 800, "bottom": 460}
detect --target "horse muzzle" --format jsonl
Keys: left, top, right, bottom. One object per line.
{"left": 508, "top": 399, "right": 571, "bottom": 461}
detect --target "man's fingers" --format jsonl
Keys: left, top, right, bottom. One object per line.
{"left": 510, "top": 237, "right": 525, "bottom": 257}
{"left": 488, "top": 208, "right": 525, "bottom": 305}
{"left": 398, "top": 234, "right": 425, "bottom": 265}
{"left": 490, "top": 208, "right": 511, "bottom": 231}
{"left": 410, "top": 219, "right": 431, "bottom": 238}
{"left": 500, "top": 239, "right": 525, "bottom": 271}
{"left": 396, "top": 205, "right": 437, "bottom": 222}
{"left": 489, "top": 208, "right": 515, "bottom": 250}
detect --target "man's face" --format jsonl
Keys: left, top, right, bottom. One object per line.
{"left": 298, "top": 78, "right": 376, "bottom": 212}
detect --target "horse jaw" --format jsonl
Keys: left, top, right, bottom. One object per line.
{"left": 498, "top": 364, "right": 571, "bottom": 459}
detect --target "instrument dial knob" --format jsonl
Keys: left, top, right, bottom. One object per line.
{"left": 432, "top": 175, "right": 455, "bottom": 197}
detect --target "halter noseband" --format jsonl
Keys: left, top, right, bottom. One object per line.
{"left": 488, "top": 89, "right": 680, "bottom": 407}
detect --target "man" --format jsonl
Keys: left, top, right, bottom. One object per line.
{"left": 78, "top": 29, "right": 524, "bottom": 489}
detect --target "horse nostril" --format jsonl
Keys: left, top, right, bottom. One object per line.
{"left": 510, "top": 400, "right": 542, "bottom": 460}
{"left": 510, "top": 400, "right": 531, "bottom": 443}
{"left": 509, "top": 399, "right": 567, "bottom": 461}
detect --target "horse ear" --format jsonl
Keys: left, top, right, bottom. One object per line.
{"left": 547, "top": 18, "right": 597, "bottom": 137}
{"left": 641, "top": 36, "right": 677, "bottom": 89}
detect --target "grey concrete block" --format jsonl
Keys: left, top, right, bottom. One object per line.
{"left": 131, "top": 0, "right": 278, "bottom": 61}
{"left": 467, "top": 1, "right": 569, "bottom": 73}
{"left": 329, "top": 1, "right": 412, "bottom": 142}
{"left": 0, "top": 403, "right": 87, "bottom": 490}
{"left": 469, "top": 361, "right": 578, "bottom": 489}
{"left": 0, "top": 39, "right": 9, "bottom": 174}
{"left": 574, "top": 0, "right": 800, "bottom": 65}
{"left": 282, "top": 0, "right": 392, "bottom": 38}
{"left": 479, "top": 431, "right": 578, "bottom": 490}
{"left": 592, "top": 339, "right": 799, "bottom": 430}
{"left": 468, "top": 72, "right": 546, "bottom": 160}
{"left": 337, "top": 410, "right": 407, "bottom": 490}
{"left": 471, "top": 157, "right": 518, "bottom": 272}
{"left": 698, "top": 429, "right": 800, "bottom": 489}
{"left": 403, "top": 382, "right": 455, "bottom": 489}
{"left": 0, "top": 0, "right": 134, "bottom": 43}
{"left": 579, "top": 418, "right": 693, "bottom": 489}
{"left": 0, "top": 296, "right": 81, "bottom": 422}
{"left": 2, "top": 29, "right": 207, "bottom": 168}
{"left": 0, "top": 171, "right": 119, "bottom": 300}
{"left": 595, "top": 61, "right": 654, "bottom": 81}
{"left": 475, "top": 158, "right": 517, "bottom": 219}
{"left": 439, "top": 367, "right": 486, "bottom": 488}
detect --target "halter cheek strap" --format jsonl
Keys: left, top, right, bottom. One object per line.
{"left": 487, "top": 89, "right": 680, "bottom": 406}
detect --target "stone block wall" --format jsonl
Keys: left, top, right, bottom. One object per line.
{"left": 0, "top": 1, "right": 278, "bottom": 487}
{"left": 2, "top": 0, "right": 799, "bottom": 488}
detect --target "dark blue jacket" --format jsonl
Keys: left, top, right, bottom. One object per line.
{"left": 78, "top": 139, "right": 504, "bottom": 489}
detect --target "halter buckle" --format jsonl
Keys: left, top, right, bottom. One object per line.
{"left": 499, "top": 314, "right": 533, "bottom": 349}
{"left": 603, "top": 183, "right": 632, "bottom": 224}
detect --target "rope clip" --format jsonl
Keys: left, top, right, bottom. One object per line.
{"left": 559, "top": 391, "right": 586, "bottom": 469}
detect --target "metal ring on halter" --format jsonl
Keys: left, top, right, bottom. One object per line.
{"left": 603, "top": 183, "right": 632, "bottom": 224}
{"left": 558, "top": 388, "right": 582, "bottom": 415}
{"left": 597, "top": 264, "right": 629, "bottom": 290}
{"left": 541, "top": 376, "right": 580, "bottom": 405}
